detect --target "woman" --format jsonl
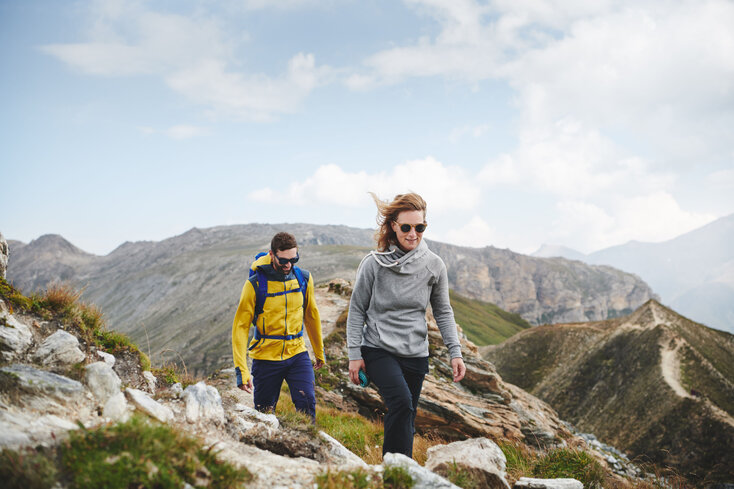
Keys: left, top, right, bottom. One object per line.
{"left": 346, "top": 192, "right": 466, "bottom": 458}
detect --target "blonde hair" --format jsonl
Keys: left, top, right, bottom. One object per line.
{"left": 369, "top": 192, "right": 427, "bottom": 251}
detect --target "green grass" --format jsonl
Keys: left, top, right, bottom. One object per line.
{"left": 449, "top": 290, "right": 531, "bottom": 345}
{"left": 501, "top": 443, "right": 607, "bottom": 488}
{"left": 0, "top": 416, "right": 252, "bottom": 489}
{"left": 0, "top": 448, "right": 57, "bottom": 489}
{"left": 315, "top": 466, "right": 414, "bottom": 489}
{"left": 0, "top": 279, "right": 150, "bottom": 370}
{"left": 60, "top": 415, "right": 252, "bottom": 489}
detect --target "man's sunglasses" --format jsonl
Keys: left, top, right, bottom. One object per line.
{"left": 272, "top": 253, "right": 299, "bottom": 265}
{"left": 395, "top": 222, "right": 427, "bottom": 233}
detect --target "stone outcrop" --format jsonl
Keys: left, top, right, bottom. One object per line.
{"left": 426, "top": 438, "right": 511, "bottom": 489}
{"left": 33, "top": 329, "right": 85, "bottom": 365}
{"left": 514, "top": 478, "right": 583, "bottom": 489}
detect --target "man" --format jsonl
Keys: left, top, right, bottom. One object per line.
{"left": 232, "top": 232, "right": 325, "bottom": 419}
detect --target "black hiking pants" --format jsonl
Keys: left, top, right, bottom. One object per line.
{"left": 361, "top": 346, "right": 429, "bottom": 458}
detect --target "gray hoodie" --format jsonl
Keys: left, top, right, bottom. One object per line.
{"left": 346, "top": 239, "right": 462, "bottom": 361}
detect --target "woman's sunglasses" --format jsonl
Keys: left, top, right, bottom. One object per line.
{"left": 394, "top": 222, "right": 427, "bottom": 233}
{"left": 273, "top": 253, "right": 299, "bottom": 265}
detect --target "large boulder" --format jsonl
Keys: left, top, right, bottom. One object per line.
{"left": 183, "top": 381, "right": 225, "bottom": 425}
{"left": 0, "top": 311, "right": 33, "bottom": 361}
{"left": 125, "top": 388, "right": 173, "bottom": 423}
{"left": 84, "top": 361, "right": 122, "bottom": 404}
{"left": 33, "top": 330, "right": 85, "bottom": 366}
{"left": 383, "top": 452, "right": 459, "bottom": 489}
{"left": 426, "top": 437, "right": 511, "bottom": 489}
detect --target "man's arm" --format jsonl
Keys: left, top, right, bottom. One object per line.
{"left": 232, "top": 280, "right": 256, "bottom": 389}
{"left": 303, "top": 273, "right": 325, "bottom": 365}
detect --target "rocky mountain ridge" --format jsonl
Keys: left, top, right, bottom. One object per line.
{"left": 5, "top": 224, "right": 656, "bottom": 374}
{"left": 483, "top": 300, "right": 734, "bottom": 485}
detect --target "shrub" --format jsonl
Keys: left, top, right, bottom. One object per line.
{"left": 0, "top": 448, "right": 57, "bottom": 489}
{"left": 532, "top": 447, "right": 606, "bottom": 488}
{"left": 383, "top": 465, "right": 414, "bottom": 489}
{"left": 60, "top": 415, "right": 252, "bottom": 489}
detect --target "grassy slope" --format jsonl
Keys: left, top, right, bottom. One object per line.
{"left": 449, "top": 290, "right": 531, "bottom": 346}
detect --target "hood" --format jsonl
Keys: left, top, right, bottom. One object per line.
{"left": 370, "top": 239, "right": 430, "bottom": 274}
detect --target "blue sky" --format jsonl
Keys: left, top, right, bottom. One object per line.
{"left": 1, "top": 0, "right": 733, "bottom": 256}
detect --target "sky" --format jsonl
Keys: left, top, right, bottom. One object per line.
{"left": 1, "top": 0, "right": 733, "bottom": 256}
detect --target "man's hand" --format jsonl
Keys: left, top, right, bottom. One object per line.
{"left": 313, "top": 358, "right": 325, "bottom": 370}
{"left": 451, "top": 357, "right": 466, "bottom": 383}
{"left": 238, "top": 378, "right": 253, "bottom": 394}
{"left": 348, "top": 359, "right": 366, "bottom": 385}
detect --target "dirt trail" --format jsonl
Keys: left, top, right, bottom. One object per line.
{"left": 659, "top": 338, "right": 691, "bottom": 399}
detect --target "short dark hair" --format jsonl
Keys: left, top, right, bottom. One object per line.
{"left": 271, "top": 232, "right": 298, "bottom": 253}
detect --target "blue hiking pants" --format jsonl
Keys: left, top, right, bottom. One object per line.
{"left": 251, "top": 351, "right": 316, "bottom": 420}
{"left": 362, "top": 346, "right": 429, "bottom": 458}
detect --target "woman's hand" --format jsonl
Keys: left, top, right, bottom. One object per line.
{"left": 451, "top": 357, "right": 466, "bottom": 382}
{"left": 349, "top": 359, "right": 366, "bottom": 385}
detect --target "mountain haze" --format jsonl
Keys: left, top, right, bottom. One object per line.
{"left": 483, "top": 300, "right": 734, "bottom": 484}
{"left": 6, "top": 223, "right": 655, "bottom": 374}
{"left": 533, "top": 213, "right": 734, "bottom": 333}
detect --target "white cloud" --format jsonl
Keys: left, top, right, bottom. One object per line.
{"left": 248, "top": 157, "right": 481, "bottom": 213}
{"left": 41, "top": 5, "right": 329, "bottom": 120}
{"left": 478, "top": 117, "right": 675, "bottom": 198}
{"left": 553, "top": 193, "right": 716, "bottom": 251}
{"left": 441, "top": 215, "right": 498, "bottom": 248}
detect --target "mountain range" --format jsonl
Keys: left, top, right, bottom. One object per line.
{"left": 533, "top": 213, "right": 734, "bottom": 334}
{"left": 483, "top": 299, "right": 734, "bottom": 484}
{"left": 5, "top": 223, "right": 654, "bottom": 374}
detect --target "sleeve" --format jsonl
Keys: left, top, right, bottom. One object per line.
{"left": 303, "top": 273, "right": 325, "bottom": 363}
{"left": 232, "top": 279, "right": 256, "bottom": 385}
{"left": 430, "top": 261, "right": 463, "bottom": 359}
{"left": 346, "top": 255, "right": 375, "bottom": 361}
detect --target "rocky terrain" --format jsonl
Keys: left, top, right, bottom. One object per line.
{"left": 483, "top": 300, "right": 734, "bottom": 485}
{"left": 0, "top": 252, "right": 639, "bottom": 488}
{"left": 5, "top": 224, "right": 656, "bottom": 374}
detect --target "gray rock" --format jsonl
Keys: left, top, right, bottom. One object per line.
{"left": 96, "top": 350, "right": 116, "bottom": 366}
{"left": 182, "top": 381, "right": 224, "bottom": 425}
{"left": 0, "top": 232, "right": 7, "bottom": 280}
{"left": 383, "top": 452, "right": 460, "bottom": 489}
{"left": 1, "top": 364, "right": 86, "bottom": 401}
{"left": 319, "top": 431, "right": 368, "bottom": 468}
{"left": 234, "top": 403, "right": 279, "bottom": 430}
{"left": 125, "top": 388, "right": 173, "bottom": 423}
{"left": 0, "top": 311, "right": 33, "bottom": 361}
{"left": 426, "top": 437, "right": 511, "bottom": 489}
{"left": 142, "top": 370, "right": 157, "bottom": 393}
{"left": 84, "top": 361, "right": 122, "bottom": 404}
{"left": 514, "top": 478, "right": 583, "bottom": 489}
{"left": 33, "top": 330, "right": 85, "bottom": 366}
{"left": 103, "top": 392, "right": 128, "bottom": 420}
{"left": 170, "top": 382, "right": 184, "bottom": 398}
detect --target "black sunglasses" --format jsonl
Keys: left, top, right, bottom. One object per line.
{"left": 273, "top": 252, "right": 299, "bottom": 265}
{"left": 395, "top": 222, "right": 427, "bottom": 233}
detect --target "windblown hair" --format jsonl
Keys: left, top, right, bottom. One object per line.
{"left": 369, "top": 192, "right": 427, "bottom": 252}
{"left": 271, "top": 232, "right": 298, "bottom": 252}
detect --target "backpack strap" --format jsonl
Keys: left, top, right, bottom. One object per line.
{"left": 248, "top": 265, "right": 308, "bottom": 351}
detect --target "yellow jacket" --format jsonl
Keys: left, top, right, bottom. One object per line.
{"left": 232, "top": 254, "right": 325, "bottom": 385}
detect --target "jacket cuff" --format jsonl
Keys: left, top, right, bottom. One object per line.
{"left": 348, "top": 347, "right": 362, "bottom": 361}
{"left": 448, "top": 345, "right": 463, "bottom": 359}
